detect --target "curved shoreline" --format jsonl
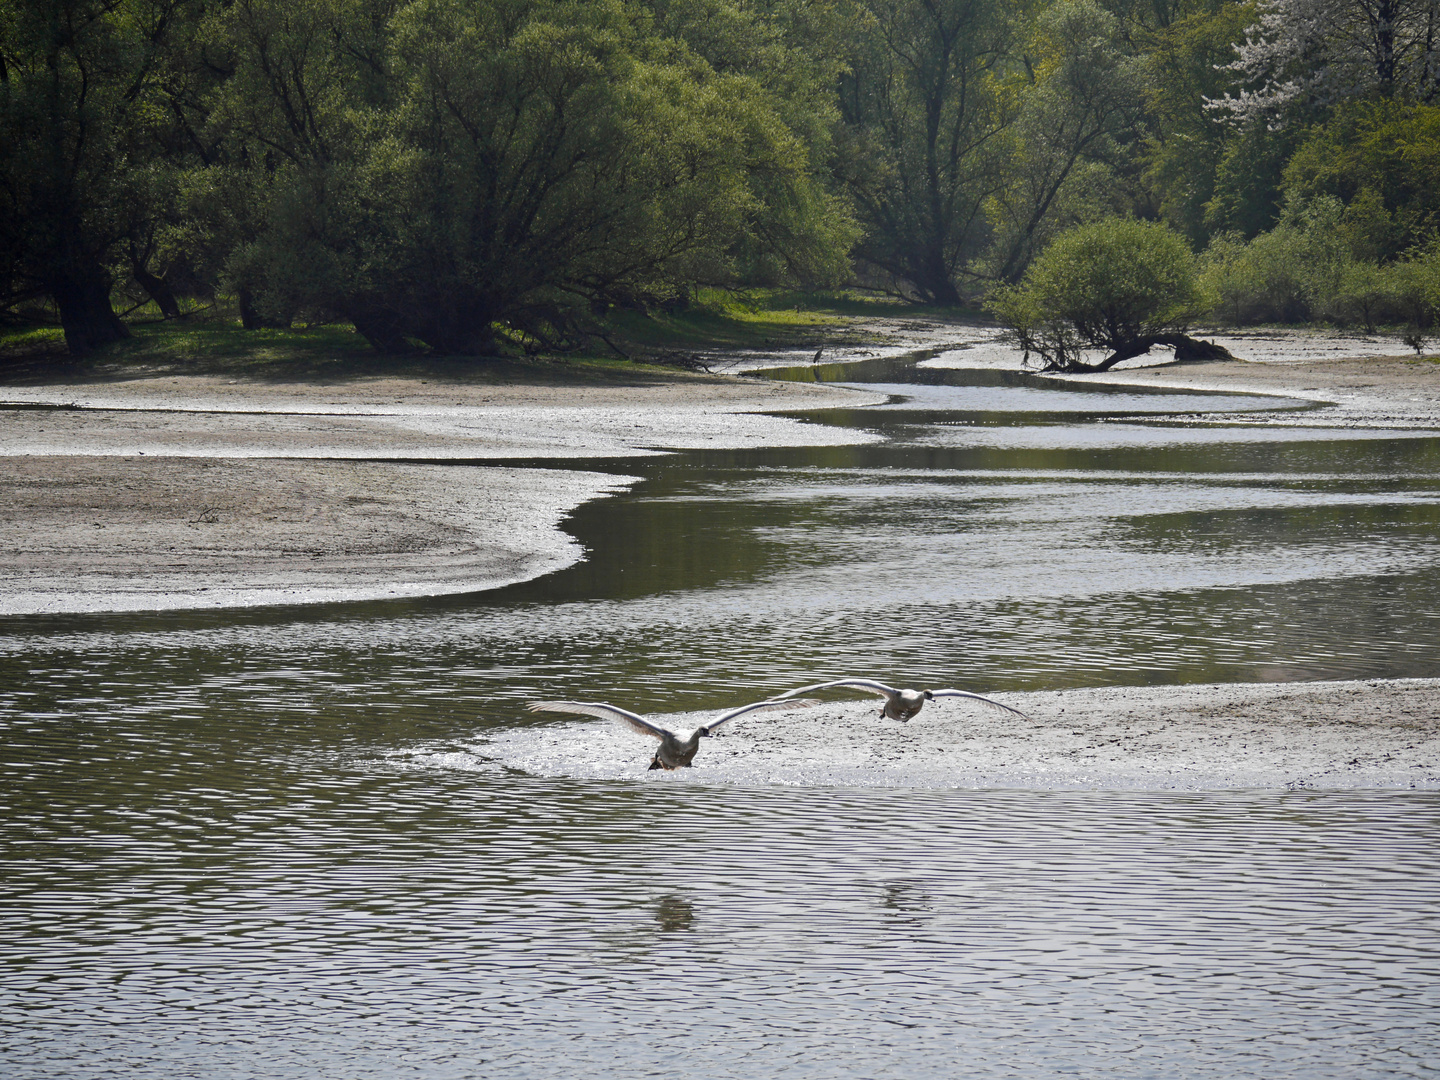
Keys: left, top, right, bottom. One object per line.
{"left": 1046, "top": 335, "right": 1440, "bottom": 430}
{"left": 3, "top": 324, "right": 1437, "bottom": 618}
{"left": 5, "top": 326, "right": 1439, "bottom": 783}
{"left": 0, "top": 369, "right": 884, "bottom": 616}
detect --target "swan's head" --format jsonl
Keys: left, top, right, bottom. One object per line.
{"left": 696, "top": 726, "right": 713, "bottom": 738}
{"left": 923, "top": 690, "right": 935, "bottom": 700}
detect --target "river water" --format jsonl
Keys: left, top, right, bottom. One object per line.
{"left": 4, "top": 348, "right": 1440, "bottom": 1076}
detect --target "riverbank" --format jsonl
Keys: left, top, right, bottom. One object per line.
{"left": 1059, "top": 328, "right": 1440, "bottom": 429}
{"left": 4, "top": 318, "right": 1438, "bottom": 615}
{"left": 0, "top": 365, "right": 886, "bottom": 615}
{"left": 5, "top": 317, "right": 1440, "bottom": 783}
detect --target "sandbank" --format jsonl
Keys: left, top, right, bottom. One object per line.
{"left": 0, "top": 367, "right": 883, "bottom": 615}
{"left": 4, "top": 323, "right": 1439, "bottom": 785}
{"left": 1049, "top": 328, "right": 1440, "bottom": 429}
{"left": 483, "top": 678, "right": 1440, "bottom": 790}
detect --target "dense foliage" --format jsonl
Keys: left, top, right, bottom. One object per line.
{"left": 988, "top": 217, "right": 1209, "bottom": 369}
{"left": 3, "top": 0, "right": 1438, "bottom": 356}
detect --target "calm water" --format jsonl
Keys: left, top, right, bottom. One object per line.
{"left": 4, "top": 350, "right": 1440, "bottom": 1076}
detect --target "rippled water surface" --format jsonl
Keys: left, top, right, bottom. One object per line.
{"left": 5, "top": 351, "right": 1440, "bottom": 1076}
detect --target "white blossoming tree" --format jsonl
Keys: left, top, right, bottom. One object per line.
{"left": 1219, "top": 0, "right": 1440, "bottom": 121}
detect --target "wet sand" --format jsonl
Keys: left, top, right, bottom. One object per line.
{"left": 491, "top": 678, "right": 1440, "bottom": 789}
{"left": 0, "top": 369, "right": 883, "bottom": 615}
{"left": 4, "top": 324, "right": 1440, "bottom": 783}
{"left": 1050, "top": 328, "right": 1440, "bottom": 428}
{"left": 0, "top": 456, "right": 636, "bottom": 614}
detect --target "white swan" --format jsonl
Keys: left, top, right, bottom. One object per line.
{"left": 774, "top": 678, "right": 1027, "bottom": 723}
{"left": 526, "top": 697, "right": 820, "bottom": 770}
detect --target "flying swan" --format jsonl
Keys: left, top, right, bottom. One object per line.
{"left": 526, "top": 696, "right": 821, "bottom": 770}
{"left": 773, "top": 678, "right": 1027, "bottom": 723}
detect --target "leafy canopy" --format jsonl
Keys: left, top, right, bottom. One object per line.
{"left": 988, "top": 216, "right": 1203, "bottom": 368}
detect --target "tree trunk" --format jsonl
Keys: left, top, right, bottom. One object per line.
{"left": 1155, "top": 333, "right": 1236, "bottom": 361}
{"left": 49, "top": 267, "right": 129, "bottom": 356}
{"left": 414, "top": 294, "right": 504, "bottom": 356}
{"left": 349, "top": 305, "right": 416, "bottom": 354}
{"left": 912, "top": 247, "right": 964, "bottom": 306}
{"left": 1048, "top": 332, "right": 1237, "bottom": 372}
{"left": 133, "top": 263, "right": 183, "bottom": 320}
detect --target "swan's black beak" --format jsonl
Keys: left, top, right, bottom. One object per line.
{"left": 698, "top": 726, "right": 712, "bottom": 738}
{"left": 923, "top": 690, "right": 935, "bottom": 700}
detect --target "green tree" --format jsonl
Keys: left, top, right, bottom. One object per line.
{"left": 1201, "top": 118, "right": 1300, "bottom": 237}
{"left": 213, "top": 0, "right": 854, "bottom": 353}
{"left": 988, "top": 216, "right": 1219, "bottom": 369}
{"left": 836, "top": 0, "right": 1016, "bottom": 304}
{"left": 1137, "top": 0, "right": 1253, "bottom": 247}
{"left": 0, "top": 0, "right": 205, "bottom": 352}
{"left": 986, "top": 0, "right": 1149, "bottom": 283}
{"left": 1197, "top": 195, "right": 1385, "bottom": 325}
{"left": 1282, "top": 100, "right": 1440, "bottom": 261}
{"left": 1389, "top": 243, "right": 1440, "bottom": 352}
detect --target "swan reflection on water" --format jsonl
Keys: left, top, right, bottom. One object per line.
{"left": 654, "top": 895, "right": 696, "bottom": 932}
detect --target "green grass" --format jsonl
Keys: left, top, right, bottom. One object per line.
{"left": 121, "top": 321, "right": 374, "bottom": 367}
{"left": 0, "top": 325, "right": 66, "bottom": 353}
{"left": 1, "top": 288, "right": 947, "bottom": 381}
{"left": 597, "top": 288, "right": 917, "bottom": 356}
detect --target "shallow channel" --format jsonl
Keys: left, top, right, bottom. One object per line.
{"left": 4, "top": 350, "right": 1439, "bottom": 1077}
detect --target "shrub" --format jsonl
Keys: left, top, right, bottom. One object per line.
{"left": 988, "top": 218, "right": 1204, "bottom": 371}
{"left": 1389, "top": 244, "right": 1440, "bottom": 353}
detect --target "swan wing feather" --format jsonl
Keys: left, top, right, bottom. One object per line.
{"left": 706, "top": 696, "right": 821, "bottom": 731}
{"left": 773, "top": 678, "right": 897, "bottom": 700}
{"left": 527, "top": 700, "right": 669, "bottom": 739}
{"left": 928, "top": 690, "right": 1029, "bottom": 718}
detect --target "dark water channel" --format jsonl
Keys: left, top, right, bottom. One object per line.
{"left": 4, "top": 352, "right": 1440, "bottom": 1076}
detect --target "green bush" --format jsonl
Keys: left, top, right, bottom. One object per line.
{"left": 1198, "top": 197, "right": 1361, "bottom": 324}
{"left": 1388, "top": 244, "right": 1440, "bottom": 353}
{"left": 988, "top": 218, "right": 1202, "bottom": 370}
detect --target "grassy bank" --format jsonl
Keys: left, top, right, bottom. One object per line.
{"left": 0, "top": 290, "right": 931, "bottom": 383}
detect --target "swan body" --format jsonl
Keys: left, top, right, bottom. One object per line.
{"left": 526, "top": 696, "right": 820, "bottom": 770}
{"left": 774, "top": 678, "right": 1026, "bottom": 723}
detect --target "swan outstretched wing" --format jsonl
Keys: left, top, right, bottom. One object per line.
{"left": 929, "top": 689, "right": 1029, "bottom": 718}
{"left": 706, "top": 697, "right": 821, "bottom": 732}
{"left": 527, "top": 700, "right": 669, "bottom": 739}
{"left": 774, "top": 678, "right": 897, "bottom": 700}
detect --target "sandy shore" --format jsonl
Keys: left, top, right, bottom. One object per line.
{"left": 1049, "top": 328, "right": 1440, "bottom": 428}
{"left": 0, "top": 455, "right": 637, "bottom": 614}
{"left": 4, "top": 323, "right": 1439, "bottom": 786}
{"left": 2, "top": 322, "right": 1435, "bottom": 615}
{"left": 0, "top": 368, "right": 883, "bottom": 615}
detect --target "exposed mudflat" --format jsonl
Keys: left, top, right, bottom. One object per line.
{"left": 1066, "top": 350, "right": 1440, "bottom": 429}
{"left": 0, "top": 456, "right": 635, "bottom": 615}
{"left": 0, "top": 369, "right": 882, "bottom": 614}
{"left": 6, "top": 325, "right": 1431, "bottom": 618}
{"left": 482, "top": 678, "right": 1440, "bottom": 790}
{"left": 921, "top": 324, "right": 1440, "bottom": 428}
{"left": 5, "top": 323, "right": 1440, "bottom": 786}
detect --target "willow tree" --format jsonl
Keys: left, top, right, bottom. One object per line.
{"left": 0, "top": 0, "right": 205, "bottom": 352}
{"left": 214, "top": 0, "right": 856, "bottom": 354}
{"left": 836, "top": 0, "right": 1017, "bottom": 304}
{"left": 988, "top": 217, "right": 1228, "bottom": 370}
{"left": 985, "top": 0, "right": 1149, "bottom": 284}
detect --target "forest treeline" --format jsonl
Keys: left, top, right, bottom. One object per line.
{"left": 3, "top": 0, "right": 1439, "bottom": 357}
